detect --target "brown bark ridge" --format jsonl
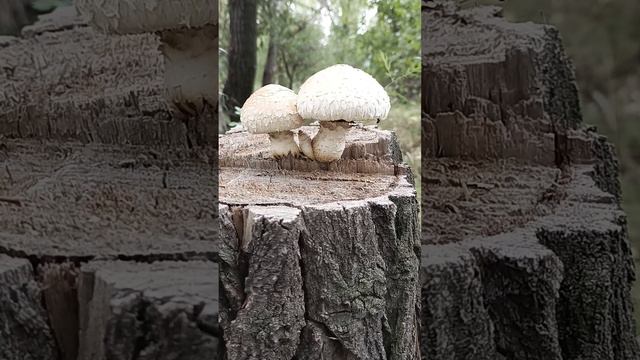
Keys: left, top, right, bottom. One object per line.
{"left": 222, "top": 0, "right": 258, "bottom": 121}
{"left": 219, "top": 126, "right": 420, "bottom": 360}
{"left": 422, "top": 3, "right": 638, "bottom": 360}
{"left": 0, "top": 255, "right": 57, "bottom": 360}
{"left": 0, "top": 5, "right": 220, "bottom": 359}
{"left": 0, "top": 6, "right": 216, "bottom": 147}
{"left": 76, "top": 261, "right": 220, "bottom": 360}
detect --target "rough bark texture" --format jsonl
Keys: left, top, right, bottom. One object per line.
{"left": 221, "top": 206, "right": 306, "bottom": 359}
{"left": 76, "top": 261, "right": 221, "bottom": 360}
{"left": 422, "top": 4, "right": 638, "bottom": 360}
{"left": 220, "top": 125, "right": 403, "bottom": 175}
{"left": 0, "top": 6, "right": 220, "bottom": 360}
{"left": 422, "top": 5, "right": 580, "bottom": 163}
{"left": 0, "top": 6, "right": 216, "bottom": 147}
{"left": 0, "top": 140, "right": 217, "bottom": 261}
{"left": 0, "top": 255, "right": 57, "bottom": 360}
{"left": 40, "top": 263, "right": 80, "bottom": 360}
{"left": 219, "top": 128, "right": 420, "bottom": 360}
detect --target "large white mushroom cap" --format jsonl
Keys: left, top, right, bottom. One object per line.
{"left": 297, "top": 64, "right": 391, "bottom": 122}
{"left": 241, "top": 84, "right": 304, "bottom": 134}
{"left": 75, "top": 0, "right": 216, "bottom": 34}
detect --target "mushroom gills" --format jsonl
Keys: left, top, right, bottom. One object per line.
{"left": 160, "top": 25, "right": 216, "bottom": 115}
{"left": 269, "top": 130, "right": 301, "bottom": 159}
{"left": 311, "top": 120, "right": 351, "bottom": 163}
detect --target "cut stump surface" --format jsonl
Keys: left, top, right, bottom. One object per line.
{"left": 421, "top": 4, "right": 638, "bottom": 360}
{"left": 219, "top": 127, "right": 420, "bottom": 360}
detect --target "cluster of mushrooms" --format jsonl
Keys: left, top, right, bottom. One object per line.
{"left": 240, "top": 64, "right": 391, "bottom": 163}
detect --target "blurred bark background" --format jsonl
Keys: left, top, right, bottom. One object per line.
{"left": 490, "top": 0, "right": 640, "bottom": 332}
{"left": 0, "top": 0, "right": 36, "bottom": 35}
{"left": 0, "top": 0, "right": 71, "bottom": 35}
{"left": 221, "top": 0, "right": 258, "bottom": 124}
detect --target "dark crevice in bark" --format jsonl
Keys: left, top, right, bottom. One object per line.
{"left": 131, "top": 299, "right": 151, "bottom": 360}
{"left": 227, "top": 205, "right": 248, "bottom": 322}
{"left": 194, "top": 302, "right": 222, "bottom": 338}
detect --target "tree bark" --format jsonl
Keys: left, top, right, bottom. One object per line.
{"left": 219, "top": 126, "right": 421, "bottom": 360}
{"left": 261, "top": 36, "right": 278, "bottom": 85}
{"left": 0, "top": 6, "right": 217, "bottom": 147}
{"left": 222, "top": 0, "right": 257, "bottom": 121}
{"left": 77, "top": 261, "right": 220, "bottom": 360}
{"left": 421, "top": 4, "right": 638, "bottom": 359}
{"left": 0, "top": 7, "right": 221, "bottom": 359}
{"left": 0, "top": 255, "right": 57, "bottom": 360}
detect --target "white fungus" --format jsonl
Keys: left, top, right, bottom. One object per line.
{"left": 241, "top": 84, "right": 304, "bottom": 158}
{"left": 296, "top": 64, "right": 390, "bottom": 162}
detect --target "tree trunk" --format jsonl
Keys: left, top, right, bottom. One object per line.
{"left": 222, "top": 0, "right": 257, "bottom": 121}
{"left": 0, "top": 8, "right": 221, "bottom": 359}
{"left": 76, "top": 261, "right": 220, "bottom": 360}
{"left": 0, "top": 255, "right": 57, "bottom": 360}
{"left": 421, "top": 4, "right": 638, "bottom": 359}
{"left": 219, "top": 126, "right": 421, "bottom": 360}
{"left": 261, "top": 35, "right": 278, "bottom": 85}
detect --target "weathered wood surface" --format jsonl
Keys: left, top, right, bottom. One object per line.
{"left": 77, "top": 260, "right": 220, "bottom": 360}
{"left": 0, "top": 6, "right": 220, "bottom": 360}
{"left": 20, "top": 6, "right": 88, "bottom": 38}
{"left": 0, "top": 5, "right": 216, "bottom": 147}
{"left": 0, "top": 139, "right": 217, "bottom": 261}
{"left": 0, "top": 255, "right": 57, "bottom": 360}
{"left": 422, "top": 4, "right": 580, "bottom": 163}
{"left": 219, "top": 127, "right": 420, "bottom": 360}
{"left": 41, "top": 263, "right": 80, "bottom": 360}
{"left": 422, "top": 4, "right": 638, "bottom": 360}
{"left": 220, "top": 125, "right": 403, "bottom": 174}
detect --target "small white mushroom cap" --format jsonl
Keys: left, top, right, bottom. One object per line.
{"left": 297, "top": 64, "right": 391, "bottom": 123}
{"left": 75, "top": 0, "right": 216, "bottom": 34}
{"left": 241, "top": 84, "right": 304, "bottom": 134}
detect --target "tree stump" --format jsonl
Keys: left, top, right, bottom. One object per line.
{"left": 0, "top": 5, "right": 216, "bottom": 147}
{"left": 77, "top": 261, "right": 220, "bottom": 360}
{"left": 422, "top": 4, "right": 638, "bottom": 360}
{"left": 219, "top": 126, "right": 421, "bottom": 360}
{"left": 0, "top": 255, "right": 57, "bottom": 360}
{"left": 0, "top": 6, "right": 219, "bottom": 359}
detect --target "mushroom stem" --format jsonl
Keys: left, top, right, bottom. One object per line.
{"left": 311, "top": 120, "right": 350, "bottom": 163}
{"left": 269, "top": 130, "right": 301, "bottom": 159}
{"left": 297, "top": 130, "right": 315, "bottom": 160}
{"left": 159, "top": 25, "right": 216, "bottom": 115}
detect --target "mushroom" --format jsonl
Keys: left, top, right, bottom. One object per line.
{"left": 75, "top": 0, "right": 216, "bottom": 114}
{"left": 241, "top": 84, "right": 304, "bottom": 159}
{"left": 296, "top": 64, "right": 391, "bottom": 162}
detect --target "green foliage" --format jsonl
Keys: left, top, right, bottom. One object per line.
{"left": 221, "top": 0, "right": 421, "bottom": 99}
